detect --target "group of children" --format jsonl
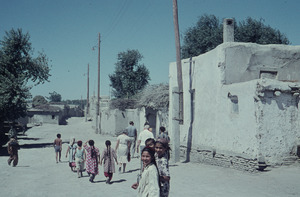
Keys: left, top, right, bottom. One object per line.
{"left": 132, "top": 137, "right": 171, "bottom": 197}
{"left": 53, "top": 128, "right": 171, "bottom": 196}
{"left": 54, "top": 134, "right": 118, "bottom": 184}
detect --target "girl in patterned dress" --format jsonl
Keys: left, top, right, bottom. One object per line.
{"left": 100, "top": 140, "right": 118, "bottom": 184}
{"left": 84, "top": 140, "right": 100, "bottom": 183}
{"left": 155, "top": 139, "right": 171, "bottom": 197}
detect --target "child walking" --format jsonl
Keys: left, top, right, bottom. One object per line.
{"left": 84, "top": 140, "right": 100, "bottom": 183}
{"left": 66, "top": 137, "right": 77, "bottom": 171}
{"left": 155, "top": 139, "right": 171, "bottom": 197}
{"left": 74, "top": 140, "right": 86, "bottom": 178}
{"left": 100, "top": 140, "right": 118, "bottom": 184}
{"left": 53, "top": 133, "right": 62, "bottom": 163}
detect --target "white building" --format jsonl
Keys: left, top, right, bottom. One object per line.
{"left": 169, "top": 42, "right": 300, "bottom": 170}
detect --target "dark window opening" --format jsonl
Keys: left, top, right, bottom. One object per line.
{"left": 260, "top": 70, "right": 278, "bottom": 79}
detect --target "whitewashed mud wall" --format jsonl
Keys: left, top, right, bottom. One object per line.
{"left": 169, "top": 42, "right": 300, "bottom": 170}
{"left": 99, "top": 107, "right": 169, "bottom": 137}
{"left": 100, "top": 108, "right": 142, "bottom": 136}
{"left": 28, "top": 114, "right": 59, "bottom": 125}
{"left": 88, "top": 101, "right": 168, "bottom": 138}
{"left": 254, "top": 81, "right": 300, "bottom": 164}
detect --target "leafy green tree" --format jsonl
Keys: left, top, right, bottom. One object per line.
{"left": 182, "top": 14, "right": 223, "bottom": 58}
{"left": 47, "top": 91, "right": 62, "bottom": 102}
{"left": 109, "top": 49, "right": 150, "bottom": 98}
{"left": 181, "top": 15, "right": 290, "bottom": 58}
{"left": 32, "top": 95, "right": 48, "bottom": 107}
{"left": 0, "top": 71, "right": 30, "bottom": 121}
{"left": 235, "top": 17, "right": 290, "bottom": 44}
{"left": 0, "top": 28, "right": 50, "bottom": 122}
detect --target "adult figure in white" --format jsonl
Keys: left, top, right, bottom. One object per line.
{"left": 115, "top": 130, "right": 131, "bottom": 173}
{"left": 136, "top": 124, "right": 154, "bottom": 170}
{"left": 126, "top": 121, "right": 137, "bottom": 158}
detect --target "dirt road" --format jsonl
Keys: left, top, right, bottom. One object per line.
{"left": 1, "top": 117, "right": 300, "bottom": 197}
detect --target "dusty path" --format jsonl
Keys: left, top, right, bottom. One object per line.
{"left": 1, "top": 117, "right": 300, "bottom": 197}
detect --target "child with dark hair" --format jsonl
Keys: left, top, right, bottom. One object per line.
{"left": 74, "top": 140, "right": 86, "bottom": 178}
{"left": 84, "top": 140, "right": 100, "bottom": 183}
{"left": 53, "top": 133, "right": 62, "bottom": 163}
{"left": 66, "top": 137, "right": 77, "bottom": 171}
{"left": 132, "top": 146, "right": 160, "bottom": 196}
{"left": 157, "top": 126, "right": 170, "bottom": 143}
{"left": 7, "top": 136, "right": 20, "bottom": 167}
{"left": 145, "top": 138, "right": 156, "bottom": 149}
{"left": 155, "top": 139, "right": 171, "bottom": 197}
{"left": 100, "top": 140, "right": 118, "bottom": 184}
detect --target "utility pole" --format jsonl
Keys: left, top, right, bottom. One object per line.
{"left": 86, "top": 63, "right": 90, "bottom": 122}
{"left": 172, "top": 0, "right": 183, "bottom": 163}
{"left": 173, "top": 0, "right": 183, "bottom": 124}
{"left": 95, "top": 33, "right": 101, "bottom": 134}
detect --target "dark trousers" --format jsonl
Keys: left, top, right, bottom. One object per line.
{"left": 8, "top": 153, "right": 18, "bottom": 166}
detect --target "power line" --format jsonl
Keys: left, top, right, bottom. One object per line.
{"left": 102, "top": 0, "right": 131, "bottom": 40}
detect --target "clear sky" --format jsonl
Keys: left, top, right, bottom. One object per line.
{"left": 1, "top": 0, "right": 299, "bottom": 100}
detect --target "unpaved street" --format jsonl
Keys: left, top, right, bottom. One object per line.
{"left": 1, "top": 117, "right": 300, "bottom": 197}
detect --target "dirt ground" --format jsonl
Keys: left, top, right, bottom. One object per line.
{"left": 1, "top": 117, "right": 300, "bottom": 197}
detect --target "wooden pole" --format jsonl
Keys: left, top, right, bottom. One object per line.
{"left": 86, "top": 63, "right": 89, "bottom": 122}
{"left": 172, "top": 0, "right": 184, "bottom": 124}
{"left": 172, "top": 0, "right": 183, "bottom": 163}
{"left": 96, "top": 33, "right": 101, "bottom": 134}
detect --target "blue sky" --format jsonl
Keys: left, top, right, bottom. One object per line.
{"left": 1, "top": 0, "right": 299, "bottom": 100}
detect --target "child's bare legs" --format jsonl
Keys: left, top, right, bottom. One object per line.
{"left": 55, "top": 152, "right": 58, "bottom": 163}
{"left": 123, "top": 163, "right": 126, "bottom": 173}
{"left": 118, "top": 163, "right": 122, "bottom": 173}
{"left": 77, "top": 168, "right": 81, "bottom": 178}
{"left": 118, "top": 162, "right": 126, "bottom": 173}
{"left": 58, "top": 151, "right": 61, "bottom": 162}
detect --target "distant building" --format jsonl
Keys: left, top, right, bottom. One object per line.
{"left": 27, "top": 104, "right": 84, "bottom": 126}
{"left": 27, "top": 105, "right": 63, "bottom": 125}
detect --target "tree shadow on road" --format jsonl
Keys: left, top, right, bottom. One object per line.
{"left": 18, "top": 137, "right": 40, "bottom": 141}
{"left": 19, "top": 140, "right": 69, "bottom": 149}
{"left": 20, "top": 142, "right": 54, "bottom": 149}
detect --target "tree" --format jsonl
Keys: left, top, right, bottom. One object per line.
{"left": 32, "top": 95, "right": 48, "bottom": 107}
{"left": 0, "top": 28, "right": 50, "bottom": 122}
{"left": 235, "top": 17, "right": 290, "bottom": 45}
{"left": 47, "top": 91, "right": 62, "bottom": 102}
{"left": 181, "top": 15, "right": 290, "bottom": 59}
{"left": 136, "top": 83, "right": 169, "bottom": 110}
{"left": 109, "top": 49, "right": 150, "bottom": 98}
{"left": 181, "top": 14, "right": 223, "bottom": 58}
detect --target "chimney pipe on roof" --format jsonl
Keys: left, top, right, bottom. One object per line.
{"left": 223, "top": 18, "right": 234, "bottom": 42}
